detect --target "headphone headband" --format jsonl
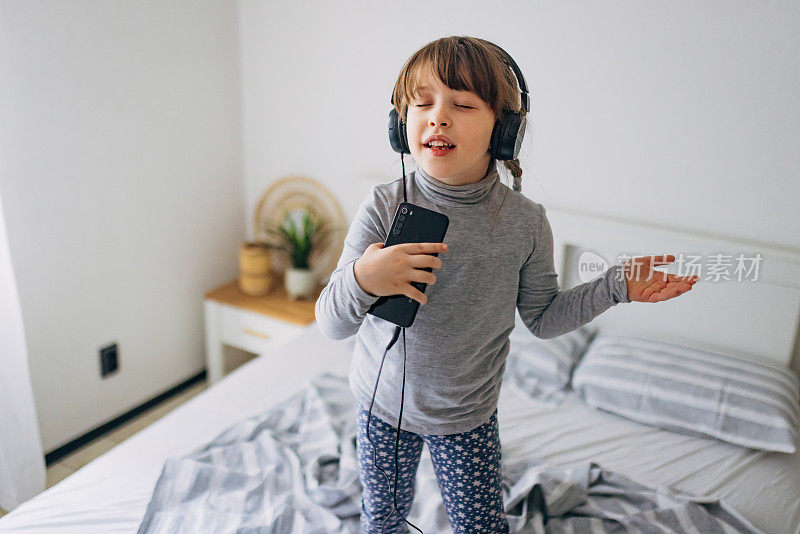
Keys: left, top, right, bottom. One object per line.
{"left": 389, "top": 41, "right": 529, "bottom": 115}
{"left": 488, "top": 43, "right": 530, "bottom": 113}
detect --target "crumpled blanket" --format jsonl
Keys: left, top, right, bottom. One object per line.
{"left": 137, "top": 373, "right": 764, "bottom": 533}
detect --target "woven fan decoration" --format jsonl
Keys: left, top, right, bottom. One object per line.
{"left": 253, "top": 175, "right": 346, "bottom": 284}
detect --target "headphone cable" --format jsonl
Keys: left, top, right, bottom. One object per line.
{"left": 366, "top": 325, "right": 423, "bottom": 533}
{"left": 364, "top": 152, "right": 421, "bottom": 532}
{"left": 402, "top": 153, "right": 408, "bottom": 203}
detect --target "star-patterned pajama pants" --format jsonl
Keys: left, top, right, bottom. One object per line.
{"left": 356, "top": 404, "right": 509, "bottom": 533}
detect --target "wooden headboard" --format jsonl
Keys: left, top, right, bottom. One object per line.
{"left": 546, "top": 206, "right": 800, "bottom": 376}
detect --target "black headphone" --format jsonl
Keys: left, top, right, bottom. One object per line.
{"left": 388, "top": 41, "right": 530, "bottom": 161}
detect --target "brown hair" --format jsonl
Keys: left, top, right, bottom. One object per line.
{"left": 392, "top": 36, "right": 526, "bottom": 189}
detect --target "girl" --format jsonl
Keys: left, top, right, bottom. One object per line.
{"left": 315, "top": 36, "right": 698, "bottom": 534}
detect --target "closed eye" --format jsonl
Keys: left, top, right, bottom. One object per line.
{"left": 413, "top": 104, "right": 474, "bottom": 109}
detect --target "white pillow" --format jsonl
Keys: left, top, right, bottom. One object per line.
{"left": 572, "top": 333, "right": 800, "bottom": 453}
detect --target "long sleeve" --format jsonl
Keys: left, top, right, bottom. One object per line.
{"left": 314, "top": 186, "right": 387, "bottom": 340}
{"left": 517, "top": 205, "right": 629, "bottom": 339}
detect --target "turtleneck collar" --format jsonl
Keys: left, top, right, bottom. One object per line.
{"left": 414, "top": 161, "right": 499, "bottom": 207}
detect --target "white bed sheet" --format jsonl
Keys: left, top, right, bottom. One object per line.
{"left": 497, "top": 384, "right": 800, "bottom": 534}
{"left": 0, "top": 322, "right": 797, "bottom": 534}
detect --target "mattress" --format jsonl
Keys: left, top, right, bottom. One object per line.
{"left": 0, "top": 322, "right": 797, "bottom": 534}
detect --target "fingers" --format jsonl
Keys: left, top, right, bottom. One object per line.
{"left": 636, "top": 254, "right": 676, "bottom": 266}
{"left": 399, "top": 242, "right": 449, "bottom": 255}
{"left": 404, "top": 265, "right": 438, "bottom": 306}
{"left": 408, "top": 268, "right": 437, "bottom": 286}
{"left": 408, "top": 253, "right": 443, "bottom": 270}
{"left": 645, "top": 269, "right": 700, "bottom": 284}
{"left": 650, "top": 254, "right": 676, "bottom": 265}
{"left": 650, "top": 268, "right": 671, "bottom": 283}
{"left": 646, "top": 283, "right": 672, "bottom": 302}
{"left": 647, "top": 281, "right": 695, "bottom": 302}
{"left": 675, "top": 284, "right": 693, "bottom": 295}
{"left": 641, "top": 281, "right": 666, "bottom": 301}
{"left": 649, "top": 287, "right": 679, "bottom": 302}
{"left": 668, "top": 273, "right": 699, "bottom": 284}
{"left": 666, "top": 281, "right": 692, "bottom": 292}
{"left": 381, "top": 243, "right": 447, "bottom": 306}
{"left": 404, "top": 284, "right": 428, "bottom": 306}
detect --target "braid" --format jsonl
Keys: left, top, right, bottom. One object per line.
{"left": 503, "top": 158, "right": 523, "bottom": 191}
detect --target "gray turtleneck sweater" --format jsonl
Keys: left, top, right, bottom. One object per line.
{"left": 314, "top": 161, "right": 630, "bottom": 435}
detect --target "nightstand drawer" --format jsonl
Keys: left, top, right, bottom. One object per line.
{"left": 219, "top": 304, "right": 305, "bottom": 355}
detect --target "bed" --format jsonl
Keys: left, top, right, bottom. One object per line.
{"left": 1, "top": 208, "right": 798, "bottom": 534}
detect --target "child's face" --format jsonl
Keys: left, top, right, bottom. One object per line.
{"left": 405, "top": 69, "right": 496, "bottom": 186}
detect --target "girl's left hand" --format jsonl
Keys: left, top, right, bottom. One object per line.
{"left": 622, "top": 254, "right": 699, "bottom": 303}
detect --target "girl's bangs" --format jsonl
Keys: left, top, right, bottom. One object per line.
{"left": 402, "top": 52, "right": 493, "bottom": 108}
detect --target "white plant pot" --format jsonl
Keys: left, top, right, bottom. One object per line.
{"left": 285, "top": 267, "right": 317, "bottom": 300}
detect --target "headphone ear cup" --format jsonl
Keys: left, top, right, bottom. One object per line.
{"left": 490, "top": 110, "right": 526, "bottom": 160}
{"left": 489, "top": 116, "right": 504, "bottom": 160}
{"left": 388, "top": 108, "right": 410, "bottom": 154}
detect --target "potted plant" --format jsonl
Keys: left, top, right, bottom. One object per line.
{"left": 256, "top": 207, "right": 333, "bottom": 300}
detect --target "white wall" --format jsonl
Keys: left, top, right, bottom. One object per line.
{"left": 0, "top": 1, "right": 244, "bottom": 452}
{"left": 239, "top": 0, "right": 799, "bottom": 250}
{"left": 1, "top": 0, "right": 798, "bottom": 454}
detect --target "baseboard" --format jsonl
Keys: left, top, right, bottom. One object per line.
{"left": 44, "top": 370, "right": 207, "bottom": 466}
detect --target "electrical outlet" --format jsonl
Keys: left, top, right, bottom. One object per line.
{"left": 100, "top": 343, "right": 118, "bottom": 377}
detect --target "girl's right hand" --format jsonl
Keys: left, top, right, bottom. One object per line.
{"left": 353, "top": 242, "right": 448, "bottom": 305}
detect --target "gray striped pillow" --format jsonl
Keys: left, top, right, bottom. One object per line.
{"left": 572, "top": 333, "right": 800, "bottom": 453}
{"left": 505, "top": 313, "right": 598, "bottom": 392}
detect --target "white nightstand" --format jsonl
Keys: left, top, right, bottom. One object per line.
{"left": 203, "top": 278, "right": 322, "bottom": 384}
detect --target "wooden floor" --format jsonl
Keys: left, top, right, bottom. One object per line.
{"left": 0, "top": 379, "right": 209, "bottom": 519}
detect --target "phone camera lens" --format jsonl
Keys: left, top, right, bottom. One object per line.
{"left": 400, "top": 207, "right": 408, "bottom": 214}
{"left": 393, "top": 228, "right": 401, "bottom": 235}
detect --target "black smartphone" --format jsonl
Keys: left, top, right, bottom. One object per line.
{"left": 366, "top": 202, "right": 449, "bottom": 328}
